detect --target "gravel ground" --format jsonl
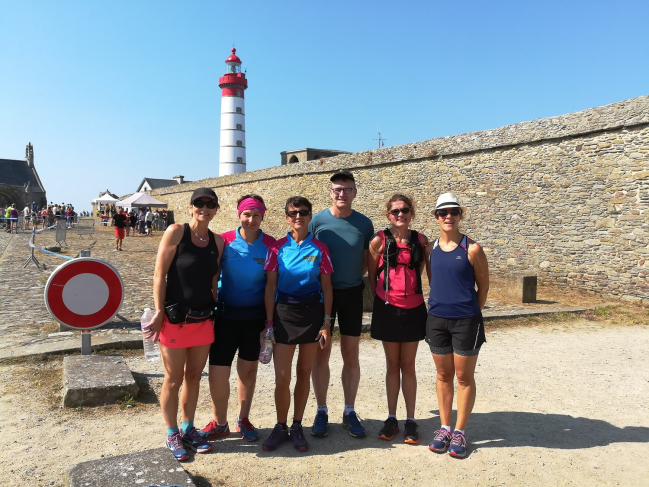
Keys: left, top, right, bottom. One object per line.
{"left": 1, "top": 319, "right": 648, "bottom": 486}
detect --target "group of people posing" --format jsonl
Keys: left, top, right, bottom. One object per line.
{"left": 144, "top": 170, "right": 489, "bottom": 462}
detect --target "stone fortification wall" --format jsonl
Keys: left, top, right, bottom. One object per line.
{"left": 153, "top": 96, "right": 649, "bottom": 303}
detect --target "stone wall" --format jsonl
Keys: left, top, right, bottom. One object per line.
{"left": 153, "top": 95, "right": 649, "bottom": 303}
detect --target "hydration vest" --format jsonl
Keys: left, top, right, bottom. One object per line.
{"left": 378, "top": 229, "right": 425, "bottom": 302}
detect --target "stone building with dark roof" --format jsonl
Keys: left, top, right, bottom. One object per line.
{"left": 136, "top": 175, "right": 188, "bottom": 193}
{"left": 0, "top": 143, "right": 47, "bottom": 209}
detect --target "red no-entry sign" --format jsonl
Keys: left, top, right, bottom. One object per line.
{"left": 44, "top": 258, "right": 124, "bottom": 330}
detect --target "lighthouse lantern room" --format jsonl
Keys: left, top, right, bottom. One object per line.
{"left": 219, "top": 48, "right": 248, "bottom": 176}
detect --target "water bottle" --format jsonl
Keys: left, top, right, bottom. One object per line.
{"left": 141, "top": 308, "right": 160, "bottom": 362}
{"left": 259, "top": 327, "right": 274, "bottom": 364}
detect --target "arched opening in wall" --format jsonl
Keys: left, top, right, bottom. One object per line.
{"left": 0, "top": 184, "right": 26, "bottom": 209}
{"left": 289, "top": 156, "right": 299, "bottom": 164}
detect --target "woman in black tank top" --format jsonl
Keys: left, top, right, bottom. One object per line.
{"left": 144, "top": 188, "right": 224, "bottom": 461}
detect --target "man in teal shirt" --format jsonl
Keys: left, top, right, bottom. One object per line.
{"left": 309, "top": 170, "right": 374, "bottom": 439}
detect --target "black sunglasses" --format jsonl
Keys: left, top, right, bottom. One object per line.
{"left": 389, "top": 207, "right": 411, "bottom": 216}
{"left": 193, "top": 200, "right": 218, "bottom": 209}
{"left": 436, "top": 208, "right": 461, "bottom": 217}
{"left": 286, "top": 209, "right": 311, "bottom": 217}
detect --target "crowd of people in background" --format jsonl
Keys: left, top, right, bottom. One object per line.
{"left": 102, "top": 205, "right": 168, "bottom": 236}
{"left": 107, "top": 206, "right": 168, "bottom": 250}
{"left": 0, "top": 201, "right": 89, "bottom": 233}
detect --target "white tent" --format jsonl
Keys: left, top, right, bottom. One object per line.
{"left": 93, "top": 195, "right": 119, "bottom": 204}
{"left": 116, "top": 192, "right": 168, "bottom": 209}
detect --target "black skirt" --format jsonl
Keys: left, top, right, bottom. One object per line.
{"left": 274, "top": 302, "right": 324, "bottom": 345}
{"left": 370, "top": 297, "right": 427, "bottom": 342}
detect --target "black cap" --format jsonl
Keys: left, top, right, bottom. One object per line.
{"left": 330, "top": 170, "right": 355, "bottom": 182}
{"left": 190, "top": 187, "right": 218, "bottom": 203}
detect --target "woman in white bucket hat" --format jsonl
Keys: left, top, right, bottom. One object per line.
{"left": 425, "top": 192, "right": 489, "bottom": 458}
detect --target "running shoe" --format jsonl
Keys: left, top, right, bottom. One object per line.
{"left": 290, "top": 422, "right": 308, "bottom": 452}
{"left": 342, "top": 411, "right": 366, "bottom": 438}
{"left": 262, "top": 424, "right": 290, "bottom": 452}
{"left": 165, "top": 432, "right": 189, "bottom": 461}
{"left": 378, "top": 417, "right": 399, "bottom": 440}
{"left": 448, "top": 431, "right": 467, "bottom": 458}
{"left": 403, "top": 419, "right": 420, "bottom": 445}
{"left": 236, "top": 418, "right": 260, "bottom": 442}
{"left": 182, "top": 427, "right": 212, "bottom": 453}
{"left": 428, "top": 428, "right": 453, "bottom": 453}
{"left": 201, "top": 420, "right": 230, "bottom": 440}
{"left": 310, "top": 410, "right": 329, "bottom": 437}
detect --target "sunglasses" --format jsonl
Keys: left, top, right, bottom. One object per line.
{"left": 436, "top": 208, "right": 461, "bottom": 217}
{"left": 192, "top": 200, "right": 218, "bottom": 209}
{"left": 286, "top": 209, "right": 311, "bottom": 217}
{"left": 389, "top": 207, "right": 411, "bottom": 216}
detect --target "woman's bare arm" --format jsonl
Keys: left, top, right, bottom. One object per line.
{"left": 367, "top": 234, "right": 383, "bottom": 297}
{"left": 468, "top": 239, "right": 490, "bottom": 311}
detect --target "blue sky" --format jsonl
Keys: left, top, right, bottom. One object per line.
{"left": 1, "top": 0, "right": 647, "bottom": 210}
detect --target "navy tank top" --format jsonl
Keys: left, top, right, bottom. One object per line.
{"left": 166, "top": 223, "right": 219, "bottom": 310}
{"left": 428, "top": 234, "right": 481, "bottom": 319}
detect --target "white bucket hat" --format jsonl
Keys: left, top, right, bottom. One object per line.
{"left": 434, "top": 193, "right": 467, "bottom": 214}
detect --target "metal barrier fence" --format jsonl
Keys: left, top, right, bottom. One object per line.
{"left": 24, "top": 224, "right": 74, "bottom": 269}
{"left": 74, "top": 218, "right": 95, "bottom": 239}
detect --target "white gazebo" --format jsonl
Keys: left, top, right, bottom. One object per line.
{"left": 116, "top": 192, "right": 168, "bottom": 210}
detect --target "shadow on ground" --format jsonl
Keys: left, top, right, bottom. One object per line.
{"left": 192, "top": 411, "right": 649, "bottom": 459}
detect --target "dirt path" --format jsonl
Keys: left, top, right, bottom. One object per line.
{"left": 1, "top": 319, "right": 648, "bottom": 486}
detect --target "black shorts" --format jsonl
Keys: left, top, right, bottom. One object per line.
{"left": 425, "top": 314, "right": 486, "bottom": 356}
{"left": 329, "top": 283, "right": 364, "bottom": 337}
{"left": 209, "top": 317, "right": 265, "bottom": 366}
{"left": 274, "top": 302, "right": 323, "bottom": 345}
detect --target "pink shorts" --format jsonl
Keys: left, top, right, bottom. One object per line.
{"left": 158, "top": 316, "right": 214, "bottom": 349}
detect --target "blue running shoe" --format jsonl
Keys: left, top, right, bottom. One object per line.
{"left": 262, "top": 423, "right": 290, "bottom": 452}
{"left": 236, "top": 418, "right": 259, "bottom": 442}
{"left": 165, "top": 432, "right": 189, "bottom": 461}
{"left": 429, "top": 429, "right": 453, "bottom": 453}
{"left": 448, "top": 431, "right": 467, "bottom": 458}
{"left": 182, "top": 427, "right": 212, "bottom": 453}
{"left": 342, "top": 411, "right": 366, "bottom": 438}
{"left": 310, "top": 410, "right": 329, "bottom": 437}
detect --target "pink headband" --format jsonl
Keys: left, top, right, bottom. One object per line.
{"left": 237, "top": 197, "right": 266, "bottom": 217}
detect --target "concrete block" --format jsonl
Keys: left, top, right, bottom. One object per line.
{"left": 66, "top": 447, "right": 196, "bottom": 487}
{"left": 506, "top": 275, "right": 538, "bottom": 303}
{"left": 522, "top": 276, "right": 538, "bottom": 303}
{"left": 63, "top": 355, "right": 139, "bottom": 407}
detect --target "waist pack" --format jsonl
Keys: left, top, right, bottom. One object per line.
{"left": 165, "top": 303, "right": 214, "bottom": 325}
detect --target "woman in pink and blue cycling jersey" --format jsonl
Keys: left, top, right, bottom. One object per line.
{"left": 262, "top": 196, "right": 333, "bottom": 453}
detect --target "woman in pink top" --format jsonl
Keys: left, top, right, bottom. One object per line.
{"left": 368, "top": 194, "right": 430, "bottom": 446}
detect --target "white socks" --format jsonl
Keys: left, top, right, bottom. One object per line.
{"left": 317, "top": 405, "right": 328, "bottom": 414}
{"left": 441, "top": 425, "right": 451, "bottom": 432}
{"left": 343, "top": 405, "right": 354, "bottom": 415}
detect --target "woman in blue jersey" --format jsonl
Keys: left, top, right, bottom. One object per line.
{"left": 425, "top": 193, "right": 489, "bottom": 458}
{"left": 262, "top": 196, "right": 333, "bottom": 453}
{"left": 200, "top": 194, "right": 276, "bottom": 443}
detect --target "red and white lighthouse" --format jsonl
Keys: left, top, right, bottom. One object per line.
{"left": 218, "top": 48, "right": 248, "bottom": 176}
